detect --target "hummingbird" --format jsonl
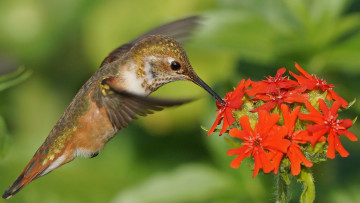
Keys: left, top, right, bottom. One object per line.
{"left": 2, "top": 16, "right": 225, "bottom": 199}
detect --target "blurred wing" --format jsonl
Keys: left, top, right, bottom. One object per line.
{"left": 100, "top": 16, "right": 200, "bottom": 67}
{"left": 101, "top": 78, "right": 193, "bottom": 130}
{"left": 131, "top": 16, "right": 200, "bottom": 44}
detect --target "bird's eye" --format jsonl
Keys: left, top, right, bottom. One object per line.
{"left": 170, "top": 61, "right": 181, "bottom": 71}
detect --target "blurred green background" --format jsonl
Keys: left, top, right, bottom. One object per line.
{"left": 1, "top": 0, "right": 360, "bottom": 202}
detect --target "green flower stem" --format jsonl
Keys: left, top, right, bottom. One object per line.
{"left": 276, "top": 173, "right": 289, "bottom": 203}
{"left": 297, "top": 168, "right": 315, "bottom": 203}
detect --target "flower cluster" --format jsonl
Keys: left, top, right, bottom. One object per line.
{"left": 207, "top": 63, "right": 357, "bottom": 177}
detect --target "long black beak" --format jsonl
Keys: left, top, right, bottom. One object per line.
{"left": 193, "top": 77, "right": 226, "bottom": 105}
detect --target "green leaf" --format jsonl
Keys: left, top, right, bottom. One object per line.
{"left": 296, "top": 168, "right": 315, "bottom": 203}
{"left": 0, "top": 67, "right": 32, "bottom": 92}
{"left": 224, "top": 136, "right": 242, "bottom": 148}
{"left": 347, "top": 98, "right": 356, "bottom": 109}
{"left": 201, "top": 125, "right": 228, "bottom": 135}
{"left": 280, "top": 173, "right": 291, "bottom": 185}
{"left": 338, "top": 98, "right": 356, "bottom": 112}
{"left": 200, "top": 125, "right": 210, "bottom": 132}
{"left": 353, "top": 116, "right": 358, "bottom": 125}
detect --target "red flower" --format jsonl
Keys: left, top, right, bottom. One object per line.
{"left": 247, "top": 68, "right": 298, "bottom": 96}
{"left": 280, "top": 104, "right": 313, "bottom": 176}
{"left": 227, "top": 111, "right": 291, "bottom": 177}
{"left": 251, "top": 88, "right": 308, "bottom": 113}
{"left": 207, "top": 79, "right": 250, "bottom": 136}
{"left": 299, "top": 99, "right": 357, "bottom": 159}
{"left": 289, "top": 63, "right": 348, "bottom": 108}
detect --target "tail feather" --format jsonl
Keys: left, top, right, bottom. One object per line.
{"left": 2, "top": 174, "right": 25, "bottom": 199}
{"left": 2, "top": 154, "right": 47, "bottom": 199}
{"left": 2, "top": 148, "right": 68, "bottom": 199}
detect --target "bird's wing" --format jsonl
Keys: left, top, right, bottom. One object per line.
{"left": 100, "top": 78, "right": 192, "bottom": 130}
{"left": 99, "top": 43, "right": 133, "bottom": 68}
{"left": 130, "top": 16, "right": 200, "bottom": 44}
{"left": 99, "top": 16, "right": 200, "bottom": 67}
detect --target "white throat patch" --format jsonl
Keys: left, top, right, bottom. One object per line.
{"left": 121, "top": 56, "right": 162, "bottom": 95}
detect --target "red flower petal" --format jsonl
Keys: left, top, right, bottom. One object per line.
{"left": 298, "top": 114, "right": 324, "bottom": 124}
{"left": 258, "top": 149, "right": 274, "bottom": 173}
{"left": 308, "top": 125, "right": 329, "bottom": 145}
{"left": 239, "top": 115, "right": 255, "bottom": 138}
{"left": 341, "top": 119, "right": 354, "bottom": 129}
{"left": 281, "top": 104, "right": 301, "bottom": 133}
{"left": 251, "top": 101, "right": 277, "bottom": 113}
{"left": 326, "top": 131, "right": 336, "bottom": 159}
{"left": 270, "top": 152, "right": 284, "bottom": 174}
{"left": 326, "top": 131, "right": 349, "bottom": 159}
{"left": 283, "top": 93, "right": 308, "bottom": 104}
{"left": 219, "top": 115, "right": 231, "bottom": 135}
{"left": 228, "top": 146, "right": 252, "bottom": 168}
{"left": 334, "top": 135, "right": 350, "bottom": 158}
{"left": 252, "top": 94, "right": 271, "bottom": 101}
{"left": 327, "top": 89, "right": 348, "bottom": 108}
{"left": 278, "top": 80, "right": 298, "bottom": 89}
{"left": 287, "top": 143, "right": 313, "bottom": 176}
{"left": 338, "top": 129, "right": 358, "bottom": 141}
{"left": 289, "top": 72, "right": 315, "bottom": 90}
{"left": 292, "top": 130, "right": 313, "bottom": 143}
{"left": 207, "top": 113, "right": 223, "bottom": 136}
{"left": 329, "top": 100, "right": 341, "bottom": 116}
{"left": 299, "top": 102, "right": 324, "bottom": 124}
{"left": 227, "top": 113, "right": 293, "bottom": 177}
{"left": 246, "top": 68, "right": 298, "bottom": 96}
{"left": 257, "top": 111, "right": 280, "bottom": 135}
{"left": 295, "top": 62, "right": 313, "bottom": 80}
{"left": 229, "top": 128, "right": 249, "bottom": 141}
{"left": 252, "top": 148, "right": 274, "bottom": 177}
{"left": 318, "top": 99, "right": 330, "bottom": 116}
{"left": 263, "top": 126, "right": 290, "bottom": 153}
{"left": 246, "top": 82, "right": 268, "bottom": 96}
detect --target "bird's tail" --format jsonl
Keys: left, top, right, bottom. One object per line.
{"left": 2, "top": 151, "right": 46, "bottom": 199}
{"left": 2, "top": 173, "right": 26, "bottom": 199}
{"left": 2, "top": 147, "right": 65, "bottom": 199}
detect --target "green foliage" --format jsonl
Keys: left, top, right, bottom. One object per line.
{"left": 112, "top": 164, "right": 231, "bottom": 203}
{"left": 198, "top": 0, "right": 360, "bottom": 71}
{"left": 0, "top": 67, "right": 31, "bottom": 92}
{"left": 0, "top": 67, "right": 31, "bottom": 160}
{"left": 0, "top": 116, "right": 9, "bottom": 160}
{"left": 0, "top": 0, "right": 359, "bottom": 202}
{"left": 296, "top": 168, "right": 315, "bottom": 203}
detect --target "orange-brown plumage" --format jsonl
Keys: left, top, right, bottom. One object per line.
{"left": 69, "top": 99, "right": 115, "bottom": 155}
